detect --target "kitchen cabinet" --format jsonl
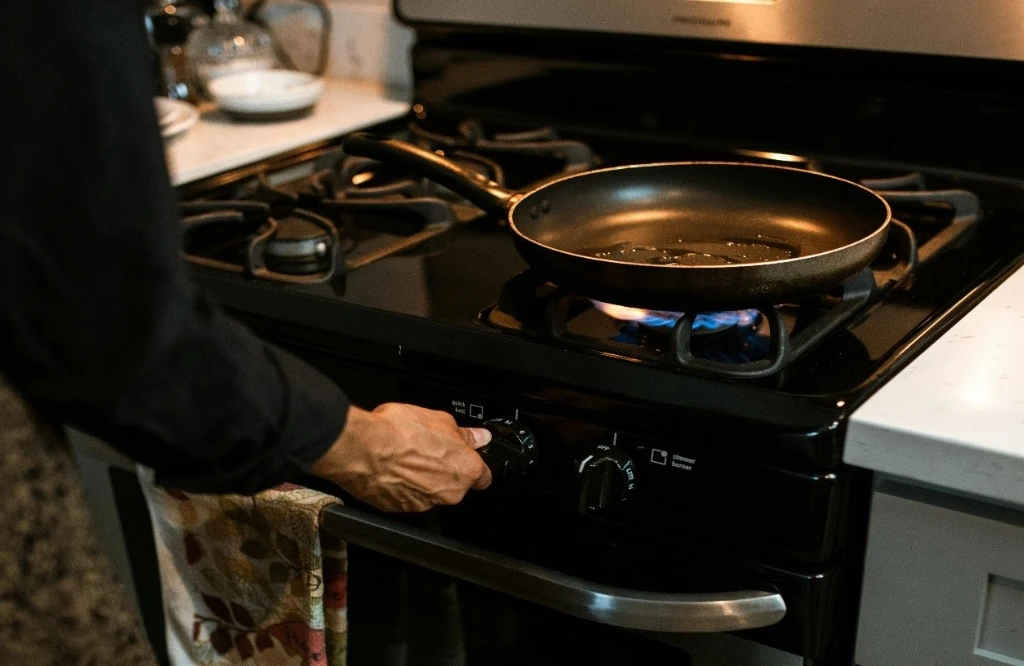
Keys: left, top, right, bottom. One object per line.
{"left": 855, "top": 478, "right": 1024, "bottom": 666}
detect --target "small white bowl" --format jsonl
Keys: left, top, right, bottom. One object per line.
{"left": 207, "top": 69, "right": 324, "bottom": 120}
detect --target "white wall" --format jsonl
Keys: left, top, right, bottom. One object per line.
{"left": 250, "top": 0, "right": 415, "bottom": 92}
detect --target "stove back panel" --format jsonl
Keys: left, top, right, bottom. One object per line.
{"left": 396, "top": 0, "right": 1024, "bottom": 63}
{"left": 407, "top": 39, "right": 1024, "bottom": 178}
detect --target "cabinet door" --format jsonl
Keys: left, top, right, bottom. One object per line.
{"left": 856, "top": 484, "right": 1024, "bottom": 666}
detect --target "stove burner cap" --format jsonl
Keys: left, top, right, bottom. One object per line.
{"left": 590, "top": 300, "right": 759, "bottom": 335}
{"left": 266, "top": 216, "right": 333, "bottom": 274}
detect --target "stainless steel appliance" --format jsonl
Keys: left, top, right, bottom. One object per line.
{"left": 395, "top": 0, "right": 1024, "bottom": 62}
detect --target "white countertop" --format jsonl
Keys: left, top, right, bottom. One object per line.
{"left": 165, "top": 78, "right": 409, "bottom": 186}
{"left": 846, "top": 264, "right": 1024, "bottom": 508}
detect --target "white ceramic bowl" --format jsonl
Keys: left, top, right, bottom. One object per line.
{"left": 207, "top": 69, "right": 324, "bottom": 116}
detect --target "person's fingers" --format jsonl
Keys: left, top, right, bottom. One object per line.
{"left": 461, "top": 427, "right": 492, "bottom": 449}
{"left": 472, "top": 462, "right": 493, "bottom": 490}
{"left": 437, "top": 487, "right": 469, "bottom": 505}
{"left": 465, "top": 446, "right": 493, "bottom": 490}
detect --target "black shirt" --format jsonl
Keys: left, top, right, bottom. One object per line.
{"left": 0, "top": 0, "right": 349, "bottom": 494}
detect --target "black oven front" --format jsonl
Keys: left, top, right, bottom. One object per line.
{"left": 284, "top": 345, "right": 854, "bottom": 666}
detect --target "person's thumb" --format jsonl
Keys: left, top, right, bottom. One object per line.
{"left": 462, "top": 427, "right": 492, "bottom": 449}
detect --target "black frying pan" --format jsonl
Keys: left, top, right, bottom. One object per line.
{"left": 343, "top": 133, "right": 892, "bottom": 310}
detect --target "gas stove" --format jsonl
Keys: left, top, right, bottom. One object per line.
{"left": 178, "top": 25, "right": 1024, "bottom": 666}
{"left": 182, "top": 113, "right": 1012, "bottom": 392}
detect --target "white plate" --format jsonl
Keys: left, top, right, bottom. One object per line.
{"left": 154, "top": 97, "right": 199, "bottom": 140}
{"left": 207, "top": 69, "right": 324, "bottom": 115}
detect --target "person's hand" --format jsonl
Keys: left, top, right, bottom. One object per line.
{"left": 310, "top": 403, "right": 493, "bottom": 512}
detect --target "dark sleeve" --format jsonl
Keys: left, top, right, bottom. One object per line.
{"left": 0, "top": 0, "right": 349, "bottom": 494}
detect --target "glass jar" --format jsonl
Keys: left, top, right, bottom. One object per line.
{"left": 145, "top": 0, "right": 201, "bottom": 102}
{"left": 184, "top": 0, "right": 278, "bottom": 95}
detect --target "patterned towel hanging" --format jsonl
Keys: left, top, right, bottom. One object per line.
{"left": 139, "top": 470, "right": 347, "bottom": 666}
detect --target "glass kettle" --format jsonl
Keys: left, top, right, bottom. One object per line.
{"left": 185, "top": 0, "right": 279, "bottom": 94}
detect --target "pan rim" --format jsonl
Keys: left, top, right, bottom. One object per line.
{"left": 506, "top": 161, "right": 893, "bottom": 270}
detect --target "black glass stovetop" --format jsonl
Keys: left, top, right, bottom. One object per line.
{"left": 184, "top": 113, "right": 1024, "bottom": 440}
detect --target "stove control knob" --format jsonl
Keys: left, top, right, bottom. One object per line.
{"left": 578, "top": 444, "right": 636, "bottom": 513}
{"left": 479, "top": 418, "right": 538, "bottom": 477}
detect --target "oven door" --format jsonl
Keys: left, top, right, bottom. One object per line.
{"left": 323, "top": 494, "right": 799, "bottom": 666}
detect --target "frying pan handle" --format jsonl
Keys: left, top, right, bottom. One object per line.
{"left": 343, "top": 132, "right": 518, "bottom": 217}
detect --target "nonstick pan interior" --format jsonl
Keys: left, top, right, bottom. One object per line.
{"left": 511, "top": 163, "right": 885, "bottom": 264}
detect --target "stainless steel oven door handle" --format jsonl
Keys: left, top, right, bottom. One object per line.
{"left": 321, "top": 506, "right": 786, "bottom": 634}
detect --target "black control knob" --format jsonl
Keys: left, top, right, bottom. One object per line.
{"left": 578, "top": 444, "right": 636, "bottom": 512}
{"left": 479, "top": 418, "right": 539, "bottom": 477}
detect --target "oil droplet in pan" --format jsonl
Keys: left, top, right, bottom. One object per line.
{"left": 590, "top": 238, "right": 799, "bottom": 266}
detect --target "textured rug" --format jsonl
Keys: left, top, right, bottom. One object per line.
{"left": 0, "top": 378, "right": 157, "bottom": 666}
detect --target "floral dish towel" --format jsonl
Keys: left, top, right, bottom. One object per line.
{"left": 139, "top": 469, "right": 347, "bottom": 666}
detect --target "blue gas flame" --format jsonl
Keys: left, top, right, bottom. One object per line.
{"left": 591, "top": 301, "right": 759, "bottom": 334}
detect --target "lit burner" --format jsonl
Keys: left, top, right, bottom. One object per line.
{"left": 590, "top": 300, "right": 759, "bottom": 334}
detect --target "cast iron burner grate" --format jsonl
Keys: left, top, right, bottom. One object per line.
{"left": 179, "top": 199, "right": 345, "bottom": 288}
{"left": 179, "top": 171, "right": 456, "bottom": 291}
{"left": 408, "top": 117, "right": 600, "bottom": 186}
{"left": 178, "top": 118, "right": 604, "bottom": 288}
{"left": 481, "top": 173, "right": 982, "bottom": 379}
